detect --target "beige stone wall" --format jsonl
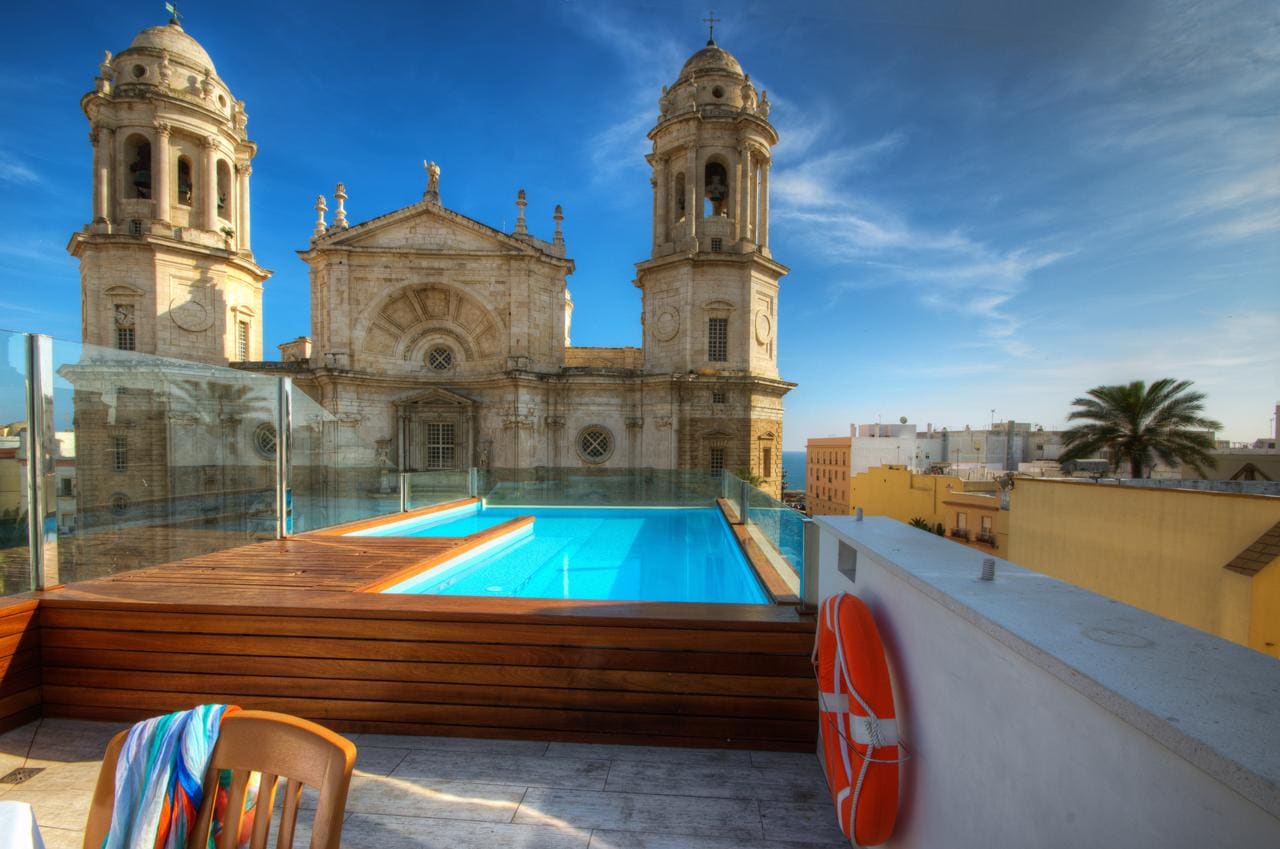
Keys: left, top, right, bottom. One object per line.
{"left": 564, "top": 347, "right": 643, "bottom": 369}
{"left": 304, "top": 206, "right": 572, "bottom": 377}
{"left": 77, "top": 240, "right": 263, "bottom": 363}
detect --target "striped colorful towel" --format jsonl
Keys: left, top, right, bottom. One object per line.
{"left": 102, "top": 704, "right": 243, "bottom": 849}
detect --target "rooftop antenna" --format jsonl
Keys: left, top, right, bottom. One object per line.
{"left": 164, "top": 1, "right": 182, "bottom": 25}
{"left": 703, "top": 10, "right": 720, "bottom": 45}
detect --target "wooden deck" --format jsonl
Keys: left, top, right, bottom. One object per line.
{"left": 9, "top": 502, "right": 818, "bottom": 750}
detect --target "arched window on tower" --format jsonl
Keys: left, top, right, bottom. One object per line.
{"left": 176, "top": 156, "right": 193, "bottom": 206}
{"left": 704, "top": 160, "right": 729, "bottom": 217}
{"left": 673, "top": 172, "right": 686, "bottom": 221}
{"left": 216, "top": 160, "right": 232, "bottom": 220}
{"left": 125, "top": 135, "right": 151, "bottom": 199}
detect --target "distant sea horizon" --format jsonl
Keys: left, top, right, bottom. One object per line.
{"left": 782, "top": 450, "right": 805, "bottom": 491}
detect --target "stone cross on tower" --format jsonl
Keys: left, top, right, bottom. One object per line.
{"left": 703, "top": 11, "right": 720, "bottom": 44}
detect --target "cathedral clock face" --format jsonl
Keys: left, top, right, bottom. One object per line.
{"left": 653, "top": 306, "right": 680, "bottom": 341}
{"left": 754, "top": 310, "right": 774, "bottom": 344}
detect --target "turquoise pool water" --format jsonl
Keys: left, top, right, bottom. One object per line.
{"left": 371, "top": 505, "right": 767, "bottom": 604}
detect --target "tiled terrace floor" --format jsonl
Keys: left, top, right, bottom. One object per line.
{"left": 0, "top": 719, "right": 847, "bottom": 848}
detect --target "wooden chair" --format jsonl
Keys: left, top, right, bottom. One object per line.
{"left": 83, "top": 710, "right": 357, "bottom": 849}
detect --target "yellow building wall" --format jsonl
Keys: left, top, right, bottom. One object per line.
{"left": 847, "top": 465, "right": 1009, "bottom": 553}
{"left": 1250, "top": 560, "right": 1280, "bottom": 660}
{"left": 1007, "top": 479, "right": 1280, "bottom": 654}
{"left": 849, "top": 465, "right": 947, "bottom": 525}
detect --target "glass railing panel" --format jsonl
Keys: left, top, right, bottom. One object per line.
{"left": 0, "top": 331, "right": 31, "bottom": 594}
{"left": 49, "top": 337, "right": 280, "bottom": 584}
{"left": 404, "top": 470, "right": 471, "bottom": 509}
{"left": 745, "top": 479, "right": 805, "bottom": 577}
{"left": 479, "top": 467, "right": 721, "bottom": 507}
{"left": 288, "top": 385, "right": 399, "bottom": 533}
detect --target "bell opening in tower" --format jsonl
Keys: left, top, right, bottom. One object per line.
{"left": 704, "top": 160, "right": 729, "bottom": 218}
{"left": 125, "top": 135, "right": 151, "bottom": 199}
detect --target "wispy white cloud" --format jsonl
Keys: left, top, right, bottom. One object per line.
{"left": 771, "top": 125, "right": 1069, "bottom": 355}
{"left": 568, "top": 9, "right": 685, "bottom": 181}
{"left": 0, "top": 150, "right": 39, "bottom": 185}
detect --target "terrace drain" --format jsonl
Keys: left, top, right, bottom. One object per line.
{"left": 0, "top": 766, "right": 44, "bottom": 784}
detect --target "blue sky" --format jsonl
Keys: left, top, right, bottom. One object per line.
{"left": 1, "top": 0, "right": 1276, "bottom": 448}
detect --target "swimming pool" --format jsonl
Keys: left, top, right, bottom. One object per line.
{"left": 360, "top": 505, "right": 768, "bottom": 604}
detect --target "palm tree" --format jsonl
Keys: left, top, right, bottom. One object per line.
{"left": 1058, "top": 379, "right": 1221, "bottom": 478}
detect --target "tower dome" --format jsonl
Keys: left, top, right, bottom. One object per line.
{"left": 677, "top": 44, "right": 744, "bottom": 81}
{"left": 124, "top": 22, "right": 216, "bottom": 74}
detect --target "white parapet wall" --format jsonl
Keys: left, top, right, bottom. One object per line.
{"left": 814, "top": 515, "right": 1280, "bottom": 849}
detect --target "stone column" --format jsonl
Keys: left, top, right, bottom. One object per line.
{"left": 736, "top": 146, "right": 750, "bottom": 241}
{"left": 654, "top": 156, "right": 667, "bottom": 250}
{"left": 201, "top": 136, "right": 218, "bottom": 230}
{"left": 92, "top": 127, "right": 113, "bottom": 223}
{"left": 759, "top": 158, "right": 770, "bottom": 249}
{"left": 685, "top": 147, "right": 698, "bottom": 243}
{"left": 236, "top": 162, "right": 252, "bottom": 252}
{"left": 152, "top": 122, "right": 171, "bottom": 224}
{"left": 747, "top": 151, "right": 757, "bottom": 241}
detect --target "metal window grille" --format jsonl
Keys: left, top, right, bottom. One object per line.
{"left": 707, "top": 317, "right": 728, "bottom": 362}
{"left": 709, "top": 447, "right": 725, "bottom": 475}
{"left": 425, "top": 422, "right": 456, "bottom": 469}
{"left": 428, "top": 347, "right": 453, "bottom": 370}
{"left": 712, "top": 391, "right": 726, "bottom": 404}
{"left": 579, "top": 428, "right": 611, "bottom": 461}
{"left": 113, "top": 436, "right": 128, "bottom": 473}
{"left": 253, "top": 423, "right": 278, "bottom": 458}
{"left": 710, "top": 237, "right": 723, "bottom": 252}
{"left": 236, "top": 321, "right": 250, "bottom": 361}
{"left": 129, "top": 219, "right": 142, "bottom": 236}
{"left": 115, "top": 327, "right": 136, "bottom": 351}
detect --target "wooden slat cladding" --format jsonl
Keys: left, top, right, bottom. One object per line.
{"left": 0, "top": 599, "right": 40, "bottom": 733}
{"left": 39, "top": 601, "right": 817, "bottom": 750}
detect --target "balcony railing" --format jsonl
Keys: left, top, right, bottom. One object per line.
{"left": 950, "top": 527, "right": 971, "bottom": 540}
{"left": 975, "top": 530, "right": 997, "bottom": 546}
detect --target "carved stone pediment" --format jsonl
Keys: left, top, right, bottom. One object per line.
{"left": 316, "top": 201, "right": 556, "bottom": 258}
{"left": 103, "top": 284, "right": 146, "bottom": 299}
{"left": 394, "top": 387, "right": 475, "bottom": 410}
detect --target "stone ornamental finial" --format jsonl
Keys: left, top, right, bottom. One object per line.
{"left": 96, "top": 50, "right": 114, "bottom": 94}
{"left": 740, "top": 75, "right": 757, "bottom": 113}
{"left": 515, "top": 189, "right": 528, "bottom": 235}
{"left": 314, "top": 195, "right": 328, "bottom": 237}
{"left": 423, "top": 160, "right": 441, "bottom": 203}
{"left": 201, "top": 68, "right": 214, "bottom": 101}
{"left": 232, "top": 100, "right": 248, "bottom": 133}
{"left": 553, "top": 204, "right": 564, "bottom": 247}
{"left": 759, "top": 89, "right": 771, "bottom": 119}
{"left": 658, "top": 85, "right": 671, "bottom": 119}
{"left": 333, "top": 183, "right": 349, "bottom": 229}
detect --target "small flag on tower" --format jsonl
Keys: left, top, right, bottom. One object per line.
{"left": 165, "top": 2, "right": 182, "bottom": 25}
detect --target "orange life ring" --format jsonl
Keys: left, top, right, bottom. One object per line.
{"left": 813, "top": 592, "right": 900, "bottom": 847}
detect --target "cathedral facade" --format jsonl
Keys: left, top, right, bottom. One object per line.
{"left": 71, "top": 20, "right": 793, "bottom": 498}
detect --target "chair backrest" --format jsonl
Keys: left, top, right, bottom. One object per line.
{"left": 83, "top": 710, "right": 357, "bottom": 849}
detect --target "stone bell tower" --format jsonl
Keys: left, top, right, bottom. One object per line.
{"left": 67, "top": 17, "right": 269, "bottom": 366}
{"left": 635, "top": 32, "right": 787, "bottom": 378}
{"left": 635, "top": 30, "right": 793, "bottom": 496}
